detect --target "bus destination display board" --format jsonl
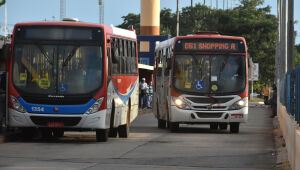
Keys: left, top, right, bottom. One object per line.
{"left": 175, "top": 38, "right": 246, "bottom": 53}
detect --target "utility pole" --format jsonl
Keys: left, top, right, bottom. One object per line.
{"left": 176, "top": 0, "right": 179, "bottom": 36}
{"left": 276, "top": 0, "right": 281, "bottom": 85}
{"left": 191, "top": 0, "right": 193, "bottom": 7}
{"left": 287, "top": 0, "right": 294, "bottom": 71}
{"left": 281, "top": 0, "right": 287, "bottom": 75}
{"left": 216, "top": 0, "right": 218, "bottom": 9}
{"left": 4, "top": 3, "right": 8, "bottom": 35}
{"left": 99, "top": 0, "right": 104, "bottom": 24}
{"left": 227, "top": 0, "right": 229, "bottom": 9}
{"left": 60, "top": 0, "right": 66, "bottom": 20}
{"left": 223, "top": 0, "right": 225, "bottom": 10}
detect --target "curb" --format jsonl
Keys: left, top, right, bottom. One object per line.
{"left": 273, "top": 116, "right": 292, "bottom": 170}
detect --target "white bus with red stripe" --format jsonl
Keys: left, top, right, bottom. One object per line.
{"left": 153, "top": 32, "right": 248, "bottom": 133}
{"left": 6, "top": 20, "right": 139, "bottom": 142}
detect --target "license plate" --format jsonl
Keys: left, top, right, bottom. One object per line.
{"left": 47, "top": 122, "right": 64, "bottom": 128}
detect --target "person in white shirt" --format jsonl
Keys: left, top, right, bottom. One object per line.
{"left": 139, "top": 78, "right": 148, "bottom": 109}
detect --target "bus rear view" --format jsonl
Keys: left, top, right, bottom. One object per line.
{"left": 153, "top": 32, "right": 248, "bottom": 133}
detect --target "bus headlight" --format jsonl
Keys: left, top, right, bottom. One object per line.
{"left": 229, "top": 98, "right": 247, "bottom": 110}
{"left": 10, "top": 95, "right": 26, "bottom": 113}
{"left": 85, "top": 97, "right": 104, "bottom": 115}
{"left": 172, "top": 97, "right": 191, "bottom": 110}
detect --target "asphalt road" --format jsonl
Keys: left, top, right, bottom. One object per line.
{"left": 0, "top": 106, "right": 276, "bottom": 170}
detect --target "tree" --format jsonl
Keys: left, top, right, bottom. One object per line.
{"left": 117, "top": 13, "right": 140, "bottom": 35}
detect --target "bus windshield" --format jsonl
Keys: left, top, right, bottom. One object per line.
{"left": 173, "top": 54, "right": 246, "bottom": 94}
{"left": 12, "top": 44, "right": 103, "bottom": 95}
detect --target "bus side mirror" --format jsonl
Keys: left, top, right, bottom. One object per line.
{"left": 166, "top": 58, "right": 172, "bottom": 70}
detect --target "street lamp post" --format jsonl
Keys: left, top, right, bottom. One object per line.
{"left": 176, "top": 0, "right": 179, "bottom": 36}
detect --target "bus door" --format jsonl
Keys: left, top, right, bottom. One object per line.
{"left": 156, "top": 50, "right": 164, "bottom": 119}
{"left": 162, "top": 48, "right": 171, "bottom": 119}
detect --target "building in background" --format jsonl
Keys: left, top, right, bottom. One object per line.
{"left": 138, "top": 0, "right": 169, "bottom": 83}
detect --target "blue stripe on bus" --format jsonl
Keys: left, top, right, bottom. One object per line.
{"left": 18, "top": 97, "right": 95, "bottom": 114}
{"left": 113, "top": 81, "right": 137, "bottom": 105}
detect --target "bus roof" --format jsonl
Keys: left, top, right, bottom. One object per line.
{"left": 13, "top": 21, "right": 137, "bottom": 40}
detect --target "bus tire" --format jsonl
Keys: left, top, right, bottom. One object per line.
{"left": 210, "top": 123, "right": 218, "bottom": 130}
{"left": 21, "top": 127, "right": 37, "bottom": 139}
{"left": 96, "top": 129, "right": 108, "bottom": 142}
{"left": 158, "top": 119, "right": 167, "bottom": 129}
{"left": 118, "top": 102, "right": 131, "bottom": 138}
{"left": 108, "top": 104, "right": 118, "bottom": 138}
{"left": 169, "top": 122, "right": 179, "bottom": 132}
{"left": 53, "top": 129, "right": 64, "bottom": 138}
{"left": 230, "top": 123, "right": 240, "bottom": 133}
{"left": 41, "top": 128, "right": 53, "bottom": 139}
{"left": 219, "top": 123, "right": 228, "bottom": 130}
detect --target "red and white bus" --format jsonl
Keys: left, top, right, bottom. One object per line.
{"left": 6, "top": 19, "right": 139, "bottom": 141}
{"left": 153, "top": 32, "right": 248, "bottom": 133}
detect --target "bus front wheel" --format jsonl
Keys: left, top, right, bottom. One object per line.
{"left": 169, "top": 122, "right": 179, "bottom": 132}
{"left": 230, "top": 123, "right": 240, "bottom": 133}
{"left": 158, "top": 119, "right": 167, "bottom": 129}
{"left": 96, "top": 129, "right": 108, "bottom": 142}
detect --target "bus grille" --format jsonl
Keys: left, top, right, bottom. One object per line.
{"left": 22, "top": 96, "right": 91, "bottom": 105}
{"left": 30, "top": 116, "right": 81, "bottom": 126}
{"left": 193, "top": 106, "right": 227, "bottom": 110}
{"left": 186, "top": 97, "right": 234, "bottom": 104}
{"left": 195, "top": 112, "right": 223, "bottom": 118}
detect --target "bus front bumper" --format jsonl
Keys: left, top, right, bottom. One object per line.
{"left": 169, "top": 106, "right": 248, "bottom": 123}
{"left": 8, "top": 108, "right": 109, "bottom": 129}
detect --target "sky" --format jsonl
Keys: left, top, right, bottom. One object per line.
{"left": 0, "top": 0, "right": 299, "bottom": 44}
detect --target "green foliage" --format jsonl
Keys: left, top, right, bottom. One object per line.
{"left": 160, "top": 8, "right": 176, "bottom": 36}
{"left": 0, "top": 0, "right": 6, "bottom": 6}
{"left": 118, "top": 0, "right": 277, "bottom": 85}
{"left": 117, "top": 13, "right": 140, "bottom": 35}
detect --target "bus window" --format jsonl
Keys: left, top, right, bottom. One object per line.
{"left": 128, "top": 41, "right": 132, "bottom": 57}
{"left": 111, "top": 38, "right": 120, "bottom": 74}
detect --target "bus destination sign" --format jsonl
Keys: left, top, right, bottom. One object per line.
{"left": 175, "top": 38, "right": 245, "bottom": 53}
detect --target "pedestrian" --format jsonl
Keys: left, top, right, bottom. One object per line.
{"left": 263, "top": 84, "right": 270, "bottom": 105}
{"left": 0, "top": 72, "right": 6, "bottom": 133}
{"left": 147, "top": 81, "right": 153, "bottom": 109}
{"left": 271, "top": 84, "right": 277, "bottom": 117}
{"left": 139, "top": 78, "right": 148, "bottom": 109}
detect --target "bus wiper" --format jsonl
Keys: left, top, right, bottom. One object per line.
{"left": 63, "top": 45, "right": 80, "bottom": 66}
{"left": 35, "top": 44, "right": 54, "bottom": 65}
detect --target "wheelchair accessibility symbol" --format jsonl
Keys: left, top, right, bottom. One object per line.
{"left": 59, "top": 83, "right": 67, "bottom": 92}
{"left": 195, "top": 80, "right": 204, "bottom": 90}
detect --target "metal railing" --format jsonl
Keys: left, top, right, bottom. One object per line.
{"left": 280, "top": 66, "right": 300, "bottom": 125}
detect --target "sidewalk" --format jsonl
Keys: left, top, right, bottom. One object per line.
{"left": 249, "top": 102, "right": 291, "bottom": 170}
{"left": 248, "top": 101, "right": 269, "bottom": 108}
